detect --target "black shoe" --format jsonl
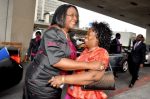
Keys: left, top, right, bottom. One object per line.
{"left": 129, "top": 83, "right": 134, "bottom": 88}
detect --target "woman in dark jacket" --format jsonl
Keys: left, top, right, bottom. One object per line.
{"left": 27, "top": 31, "right": 41, "bottom": 61}
{"left": 23, "top": 4, "right": 103, "bottom": 99}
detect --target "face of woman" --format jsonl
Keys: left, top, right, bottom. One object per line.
{"left": 65, "top": 7, "right": 78, "bottom": 30}
{"left": 84, "top": 28, "right": 98, "bottom": 48}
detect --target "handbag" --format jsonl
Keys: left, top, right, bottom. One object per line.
{"left": 81, "top": 63, "right": 115, "bottom": 90}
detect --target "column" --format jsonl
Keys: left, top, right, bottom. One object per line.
{"left": 0, "top": 0, "right": 36, "bottom": 59}
{"left": 146, "top": 26, "right": 150, "bottom": 44}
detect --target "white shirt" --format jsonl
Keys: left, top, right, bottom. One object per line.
{"left": 134, "top": 41, "right": 141, "bottom": 50}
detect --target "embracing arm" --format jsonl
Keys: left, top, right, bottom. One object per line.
{"left": 44, "top": 28, "right": 103, "bottom": 71}
{"left": 53, "top": 58, "right": 103, "bottom": 71}
{"left": 49, "top": 69, "right": 105, "bottom": 87}
{"left": 49, "top": 47, "right": 109, "bottom": 87}
{"left": 63, "top": 70, "right": 105, "bottom": 85}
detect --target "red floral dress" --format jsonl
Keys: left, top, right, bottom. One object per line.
{"left": 68, "top": 47, "right": 109, "bottom": 99}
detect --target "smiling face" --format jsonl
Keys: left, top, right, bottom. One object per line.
{"left": 65, "top": 7, "right": 78, "bottom": 30}
{"left": 84, "top": 28, "right": 99, "bottom": 49}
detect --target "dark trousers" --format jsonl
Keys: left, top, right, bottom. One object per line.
{"left": 113, "top": 67, "right": 118, "bottom": 77}
{"left": 128, "top": 61, "right": 140, "bottom": 84}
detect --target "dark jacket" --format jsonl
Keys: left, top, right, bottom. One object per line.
{"left": 27, "top": 38, "right": 41, "bottom": 58}
{"left": 130, "top": 41, "right": 146, "bottom": 64}
{"left": 110, "top": 38, "right": 121, "bottom": 54}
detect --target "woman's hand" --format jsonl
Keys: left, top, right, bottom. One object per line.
{"left": 48, "top": 76, "right": 64, "bottom": 88}
{"left": 88, "top": 61, "right": 105, "bottom": 71}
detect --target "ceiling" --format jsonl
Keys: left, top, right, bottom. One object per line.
{"left": 59, "top": 0, "right": 150, "bottom": 29}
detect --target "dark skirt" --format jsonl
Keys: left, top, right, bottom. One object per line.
{"left": 23, "top": 84, "right": 62, "bottom": 99}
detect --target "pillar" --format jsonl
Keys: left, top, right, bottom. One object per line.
{"left": 146, "top": 26, "right": 150, "bottom": 44}
{"left": 0, "top": 0, "right": 36, "bottom": 58}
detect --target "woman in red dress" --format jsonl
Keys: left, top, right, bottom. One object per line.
{"left": 49, "top": 21, "right": 112, "bottom": 99}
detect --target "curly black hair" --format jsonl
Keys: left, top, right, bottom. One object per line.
{"left": 91, "top": 21, "right": 112, "bottom": 52}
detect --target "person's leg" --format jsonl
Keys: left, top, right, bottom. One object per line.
{"left": 128, "top": 53, "right": 133, "bottom": 75}
{"left": 22, "top": 87, "right": 28, "bottom": 99}
{"left": 136, "top": 65, "right": 140, "bottom": 80}
{"left": 31, "top": 56, "right": 34, "bottom": 61}
{"left": 134, "top": 64, "right": 140, "bottom": 81}
{"left": 129, "top": 63, "right": 138, "bottom": 88}
{"left": 128, "top": 59, "right": 133, "bottom": 76}
{"left": 113, "top": 68, "right": 118, "bottom": 78}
